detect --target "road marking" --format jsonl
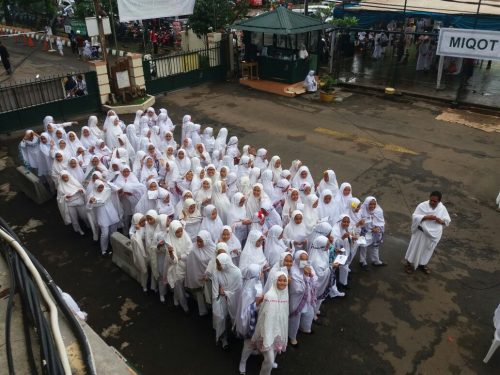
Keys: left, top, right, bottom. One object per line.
{"left": 314, "top": 127, "right": 418, "bottom": 155}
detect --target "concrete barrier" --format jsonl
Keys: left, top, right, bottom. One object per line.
{"left": 15, "top": 166, "right": 52, "bottom": 204}
{"left": 110, "top": 232, "right": 142, "bottom": 285}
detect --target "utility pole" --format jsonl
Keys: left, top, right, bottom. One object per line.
{"left": 473, "top": 0, "right": 482, "bottom": 29}
{"left": 304, "top": 0, "right": 309, "bottom": 16}
{"left": 93, "top": 0, "right": 108, "bottom": 65}
{"left": 109, "top": 0, "right": 118, "bottom": 50}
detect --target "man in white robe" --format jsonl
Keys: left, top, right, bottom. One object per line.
{"left": 404, "top": 191, "right": 451, "bottom": 274}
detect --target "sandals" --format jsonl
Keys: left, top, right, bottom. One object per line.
{"left": 404, "top": 264, "right": 414, "bottom": 274}
{"left": 419, "top": 265, "right": 431, "bottom": 275}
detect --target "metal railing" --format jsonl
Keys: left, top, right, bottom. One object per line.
{"left": 146, "top": 42, "right": 223, "bottom": 80}
{"left": 0, "top": 72, "right": 90, "bottom": 113}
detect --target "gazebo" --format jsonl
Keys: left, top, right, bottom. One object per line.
{"left": 232, "top": 6, "right": 330, "bottom": 83}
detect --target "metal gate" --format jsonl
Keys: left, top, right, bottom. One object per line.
{"left": 0, "top": 71, "right": 100, "bottom": 133}
{"left": 143, "top": 39, "right": 229, "bottom": 95}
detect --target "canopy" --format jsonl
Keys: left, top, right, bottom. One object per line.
{"left": 232, "top": 6, "right": 330, "bottom": 35}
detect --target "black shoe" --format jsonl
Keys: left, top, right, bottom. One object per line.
{"left": 338, "top": 283, "right": 350, "bottom": 290}
{"left": 222, "top": 344, "right": 230, "bottom": 352}
{"left": 372, "top": 262, "right": 387, "bottom": 267}
{"left": 360, "top": 263, "right": 369, "bottom": 271}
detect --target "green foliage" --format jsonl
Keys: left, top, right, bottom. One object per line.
{"left": 329, "top": 16, "right": 359, "bottom": 28}
{"left": 74, "top": 0, "right": 118, "bottom": 19}
{"left": 320, "top": 74, "right": 338, "bottom": 92}
{"left": 189, "top": 0, "right": 249, "bottom": 37}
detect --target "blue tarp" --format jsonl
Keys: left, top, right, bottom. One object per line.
{"left": 334, "top": 6, "right": 500, "bottom": 31}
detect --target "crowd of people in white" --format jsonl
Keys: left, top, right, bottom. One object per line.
{"left": 19, "top": 108, "right": 387, "bottom": 375}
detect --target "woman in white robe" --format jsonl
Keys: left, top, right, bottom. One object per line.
{"left": 260, "top": 169, "right": 275, "bottom": 202}
{"left": 219, "top": 225, "right": 242, "bottom": 267}
{"left": 186, "top": 230, "right": 215, "bottom": 316}
{"left": 254, "top": 148, "right": 268, "bottom": 170}
{"left": 302, "top": 194, "right": 319, "bottom": 235}
{"left": 289, "top": 160, "right": 302, "bottom": 180}
{"left": 126, "top": 125, "right": 139, "bottom": 152}
{"left": 288, "top": 250, "right": 317, "bottom": 346}
{"left": 152, "top": 214, "right": 170, "bottom": 302}
{"left": 234, "top": 263, "right": 262, "bottom": 340}
{"left": 240, "top": 271, "right": 289, "bottom": 375}
{"left": 130, "top": 213, "right": 149, "bottom": 292}
{"left": 332, "top": 182, "right": 353, "bottom": 222}
{"left": 317, "top": 169, "right": 339, "bottom": 197}
{"left": 268, "top": 155, "right": 282, "bottom": 184}
{"left": 331, "top": 214, "right": 358, "bottom": 288}
{"left": 214, "top": 127, "right": 228, "bottom": 155}
{"left": 134, "top": 180, "right": 160, "bottom": 214}
{"left": 140, "top": 156, "right": 158, "bottom": 185}
{"left": 359, "top": 196, "right": 386, "bottom": 267}
{"left": 264, "top": 252, "right": 293, "bottom": 294}
{"left": 132, "top": 109, "right": 143, "bottom": 128}
{"left": 87, "top": 180, "right": 121, "bottom": 255}
{"left": 246, "top": 183, "right": 270, "bottom": 219}
{"left": 202, "top": 127, "right": 215, "bottom": 154}
{"left": 105, "top": 116, "right": 124, "bottom": 150}
{"left": 175, "top": 149, "right": 191, "bottom": 177}
{"left": 80, "top": 126, "right": 97, "bottom": 150}
{"left": 211, "top": 180, "right": 231, "bottom": 224}
{"left": 163, "top": 220, "right": 193, "bottom": 313}
{"left": 56, "top": 170, "right": 86, "bottom": 235}
{"left": 212, "top": 253, "right": 242, "bottom": 349}
{"left": 160, "top": 131, "right": 177, "bottom": 152}
{"left": 283, "top": 210, "right": 308, "bottom": 252}
{"left": 291, "top": 165, "right": 315, "bottom": 195}
{"left": 308, "top": 221, "right": 333, "bottom": 252}
{"left": 227, "top": 192, "right": 251, "bottom": 245}
{"left": 282, "top": 188, "right": 302, "bottom": 227}
{"left": 308, "top": 235, "right": 334, "bottom": 316}
{"left": 67, "top": 157, "right": 85, "bottom": 183}
{"left": 66, "top": 131, "right": 83, "bottom": 157}
{"left": 200, "top": 205, "right": 224, "bottom": 243}
{"left": 117, "top": 134, "right": 136, "bottom": 165}
{"left": 264, "top": 225, "right": 288, "bottom": 269}
{"left": 237, "top": 155, "right": 252, "bottom": 180}
{"left": 204, "top": 243, "right": 229, "bottom": 304}
{"left": 225, "top": 136, "right": 240, "bottom": 160}
{"left": 238, "top": 230, "right": 267, "bottom": 274}
{"left": 51, "top": 152, "right": 68, "bottom": 187}
{"left": 37, "top": 133, "right": 54, "bottom": 189}
{"left": 225, "top": 173, "right": 239, "bottom": 201}
{"left": 114, "top": 165, "right": 146, "bottom": 232}
{"left": 195, "top": 178, "right": 212, "bottom": 207}
{"left": 179, "top": 198, "right": 203, "bottom": 242}
{"left": 304, "top": 70, "right": 317, "bottom": 92}
{"left": 317, "top": 189, "right": 336, "bottom": 225}
{"left": 132, "top": 150, "right": 146, "bottom": 180}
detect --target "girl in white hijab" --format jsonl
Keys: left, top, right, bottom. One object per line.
{"left": 317, "top": 189, "right": 336, "bottom": 225}
{"left": 132, "top": 150, "right": 146, "bottom": 180}
{"left": 245, "top": 183, "right": 269, "bottom": 218}
{"left": 264, "top": 225, "right": 289, "bottom": 269}
{"left": 87, "top": 180, "right": 121, "bottom": 255}
{"left": 272, "top": 179, "right": 290, "bottom": 216}
{"left": 189, "top": 167, "right": 203, "bottom": 195}
{"left": 225, "top": 172, "right": 239, "bottom": 201}
{"left": 211, "top": 180, "right": 231, "bottom": 224}
{"left": 359, "top": 196, "right": 386, "bottom": 267}
{"left": 282, "top": 188, "right": 302, "bottom": 227}
{"left": 212, "top": 253, "right": 242, "bottom": 350}
{"left": 333, "top": 182, "right": 353, "bottom": 221}
{"left": 176, "top": 170, "right": 194, "bottom": 196}
{"left": 117, "top": 134, "right": 136, "bottom": 164}
{"left": 204, "top": 242, "right": 228, "bottom": 304}
{"left": 308, "top": 221, "right": 333, "bottom": 252}
{"left": 140, "top": 156, "right": 158, "bottom": 185}
{"left": 254, "top": 148, "right": 268, "bottom": 170}
{"left": 195, "top": 178, "right": 212, "bottom": 207}
{"left": 227, "top": 192, "right": 251, "bottom": 245}
{"left": 175, "top": 148, "right": 191, "bottom": 177}
{"left": 66, "top": 131, "right": 83, "bottom": 157}
{"left": 195, "top": 143, "right": 212, "bottom": 167}
{"left": 202, "top": 127, "right": 215, "bottom": 154}
{"left": 114, "top": 165, "right": 146, "bottom": 231}
{"left": 80, "top": 126, "right": 97, "bottom": 150}
{"left": 52, "top": 138, "right": 72, "bottom": 160}
{"left": 126, "top": 124, "right": 139, "bottom": 152}
{"left": 67, "top": 157, "right": 85, "bottom": 183}
{"left": 238, "top": 230, "right": 267, "bottom": 274}
{"left": 302, "top": 194, "right": 319, "bottom": 235}
{"left": 105, "top": 115, "right": 124, "bottom": 150}
{"left": 240, "top": 271, "right": 289, "bottom": 375}
{"left": 291, "top": 165, "right": 315, "bottom": 193}
{"left": 182, "top": 137, "right": 196, "bottom": 158}
{"left": 51, "top": 152, "right": 68, "bottom": 187}
{"left": 264, "top": 252, "right": 293, "bottom": 294}
{"left": 175, "top": 190, "right": 193, "bottom": 218}
{"left": 186, "top": 230, "right": 215, "bottom": 316}
{"left": 289, "top": 159, "right": 302, "bottom": 179}
{"left": 237, "top": 155, "right": 252, "bottom": 179}
{"left": 150, "top": 125, "right": 162, "bottom": 150}
{"left": 219, "top": 225, "right": 242, "bottom": 267}
{"left": 160, "top": 131, "right": 177, "bottom": 151}
{"left": 308, "top": 235, "right": 335, "bottom": 317}
{"left": 56, "top": 170, "right": 86, "bottom": 235}
{"left": 260, "top": 169, "right": 275, "bottom": 201}
{"left": 130, "top": 213, "right": 149, "bottom": 292}
{"left": 235, "top": 263, "right": 262, "bottom": 339}
{"left": 317, "top": 169, "right": 339, "bottom": 197}
{"left": 288, "top": 250, "right": 317, "bottom": 346}
{"left": 135, "top": 180, "right": 161, "bottom": 214}
{"left": 200, "top": 205, "right": 224, "bottom": 242}
{"left": 225, "top": 136, "right": 240, "bottom": 160}
{"left": 283, "top": 210, "right": 308, "bottom": 252}
{"left": 179, "top": 198, "right": 202, "bottom": 242}
{"left": 331, "top": 214, "right": 358, "bottom": 288}
{"left": 181, "top": 115, "right": 191, "bottom": 142}
{"left": 132, "top": 109, "right": 143, "bottom": 128}
{"left": 268, "top": 155, "right": 282, "bottom": 184}
{"left": 37, "top": 133, "right": 54, "bottom": 188}
{"left": 214, "top": 127, "right": 228, "bottom": 155}
{"left": 163, "top": 220, "right": 192, "bottom": 313}
{"left": 87, "top": 115, "right": 103, "bottom": 139}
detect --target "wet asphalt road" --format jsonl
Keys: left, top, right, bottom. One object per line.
{"left": 1, "top": 82, "right": 499, "bottom": 374}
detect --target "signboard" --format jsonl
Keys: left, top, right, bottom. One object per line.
{"left": 116, "top": 71, "right": 131, "bottom": 89}
{"left": 117, "top": 0, "right": 195, "bottom": 22}
{"left": 70, "top": 20, "right": 88, "bottom": 35}
{"left": 437, "top": 28, "right": 500, "bottom": 61}
{"left": 85, "top": 17, "right": 112, "bottom": 37}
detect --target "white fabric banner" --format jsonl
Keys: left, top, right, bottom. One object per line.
{"left": 117, "top": 0, "right": 195, "bottom": 22}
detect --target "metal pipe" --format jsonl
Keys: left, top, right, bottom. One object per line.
{"left": 474, "top": 0, "right": 482, "bottom": 29}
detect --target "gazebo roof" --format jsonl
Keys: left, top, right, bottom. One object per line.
{"left": 232, "top": 6, "right": 329, "bottom": 35}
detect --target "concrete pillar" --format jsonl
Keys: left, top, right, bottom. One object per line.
{"left": 127, "top": 53, "right": 146, "bottom": 90}
{"left": 87, "top": 60, "right": 111, "bottom": 106}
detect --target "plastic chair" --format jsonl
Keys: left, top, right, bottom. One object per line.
{"left": 483, "top": 330, "right": 500, "bottom": 363}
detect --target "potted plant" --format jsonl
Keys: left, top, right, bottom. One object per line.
{"left": 319, "top": 75, "right": 337, "bottom": 103}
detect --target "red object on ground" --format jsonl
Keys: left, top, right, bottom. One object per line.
{"left": 43, "top": 38, "right": 49, "bottom": 51}
{"left": 28, "top": 36, "right": 34, "bottom": 47}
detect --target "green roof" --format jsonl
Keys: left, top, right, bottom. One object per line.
{"left": 232, "top": 6, "right": 329, "bottom": 35}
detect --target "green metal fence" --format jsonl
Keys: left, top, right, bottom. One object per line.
{"left": 0, "top": 71, "right": 100, "bottom": 133}
{"left": 143, "top": 40, "right": 229, "bottom": 95}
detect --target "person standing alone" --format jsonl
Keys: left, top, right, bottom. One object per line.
{"left": 0, "top": 40, "right": 12, "bottom": 75}
{"left": 404, "top": 191, "right": 451, "bottom": 274}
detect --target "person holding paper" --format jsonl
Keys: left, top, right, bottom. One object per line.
{"left": 360, "top": 196, "right": 386, "bottom": 268}
{"left": 404, "top": 191, "right": 451, "bottom": 274}
{"left": 331, "top": 214, "right": 359, "bottom": 290}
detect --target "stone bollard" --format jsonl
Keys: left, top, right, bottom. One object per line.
{"left": 15, "top": 166, "right": 52, "bottom": 204}
{"left": 110, "top": 232, "right": 142, "bottom": 285}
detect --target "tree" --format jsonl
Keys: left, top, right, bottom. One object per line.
{"left": 189, "top": 0, "right": 249, "bottom": 37}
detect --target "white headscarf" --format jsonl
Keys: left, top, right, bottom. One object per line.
{"left": 175, "top": 149, "right": 191, "bottom": 177}
{"left": 251, "top": 271, "right": 289, "bottom": 353}
{"left": 264, "top": 225, "right": 288, "bottom": 268}
{"left": 238, "top": 230, "right": 266, "bottom": 273}
{"left": 264, "top": 252, "right": 292, "bottom": 293}
{"left": 268, "top": 155, "right": 282, "bottom": 184}
{"left": 283, "top": 210, "right": 308, "bottom": 245}
{"left": 234, "top": 263, "right": 261, "bottom": 338}
{"left": 87, "top": 115, "right": 103, "bottom": 139}
{"left": 67, "top": 157, "right": 84, "bottom": 183}
{"left": 317, "top": 189, "right": 336, "bottom": 225}
{"left": 361, "top": 196, "right": 385, "bottom": 228}
{"left": 318, "top": 169, "right": 339, "bottom": 197}
{"left": 163, "top": 220, "right": 193, "bottom": 288}
{"left": 194, "top": 178, "right": 212, "bottom": 205}
{"left": 185, "top": 230, "right": 215, "bottom": 289}
{"left": 213, "top": 253, "right": 242, "bottom": 321}
{"left": 291, "top": 165, "right": 314, "bottom": 191}
{"left": 302, "top": 194, "right": 319, "bottom": 234}
{"left": 214, "top": 127, "right": 228, "bottom": 154}
{"left": 211, "top": 180, "right": 231, "bottom": 224}
{"left": 200, "top": 205, "right": 223, "bottom": 242}
{"left": 333, "top": 182, "right": 353, "bottom": 222}
{"left": 219, "top": 225, "right": 242, "bottom": 260}
{"left": 308, "top": 235, "right": 331, "bottom": 297}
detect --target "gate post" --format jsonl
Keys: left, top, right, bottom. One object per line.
{"left": 127, "top": 53, "right": 146, "bottom": 91}
{"left": 87, "top": 60, "right": 111, "bottom": 106}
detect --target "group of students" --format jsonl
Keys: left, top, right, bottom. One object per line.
{"left": 19, "top": 108, "right": 387, "bottom": 374}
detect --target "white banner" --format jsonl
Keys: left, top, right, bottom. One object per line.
{"left": 117, "top": 0, "right": 195, "bottom": 22}
{"left": 437, "top": 28, "right": 500, "bottom": 61}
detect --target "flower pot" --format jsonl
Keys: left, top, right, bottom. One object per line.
{"left": 320, "top": 90, "right": 335, "bottom": 103}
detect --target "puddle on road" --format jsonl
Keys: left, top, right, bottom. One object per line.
{"left": 18, "top": 218, "right": 44, "bottom": 234}
{"left": 0, "top": 183, "right": 17, "bottom": 201}
{"left": 119, "top": 298, "right": 138, "bottom": 322}
{"left": 101, "top": 324, "right": 121, "bottom": 339}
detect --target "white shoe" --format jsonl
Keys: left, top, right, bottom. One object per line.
{"left": 160, "top": 295, "right": 165, "bottom": 303}
{"left": 331, "top": 291, "right": 346, "bottom": 298}
{"left": 78, "top": 230, "right": 85, "bottom": 235}
{"left": 239, "top": 362, "right": 246, "bottom": 374}
{"left": 272, "top": 362, "right": 278, "bottom": 369}
{"left": 142, "top": 287, "right": 148, "bottom": 292}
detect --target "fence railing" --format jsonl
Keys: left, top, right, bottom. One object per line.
{"left": 0, "top": 72, "right": 92, "bottom": 113}
{"left": 145, "top": 43, "right": 223, "bottom": 80}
